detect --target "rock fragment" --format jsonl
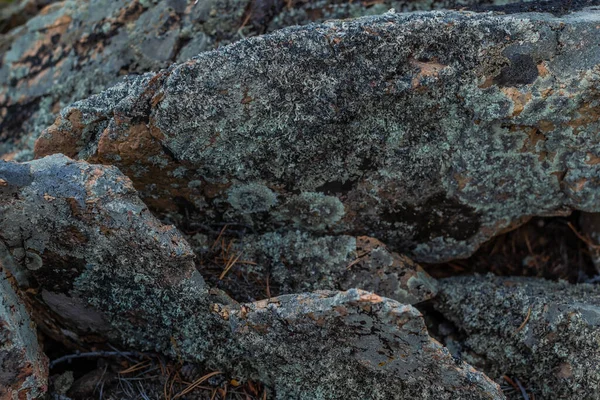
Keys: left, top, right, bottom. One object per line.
{"left": 35, "top": 9, "right": 600, "bottom": 262}
{"left": 0, "top": 265, "right": 48, "bottom": 400}
{"left": 435, "top": 275, "right": 600, "bottom": 400}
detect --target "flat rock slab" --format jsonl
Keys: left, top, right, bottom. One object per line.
{"left": 435, "top": 275, "right": 600, "bottom": 400}
{"left": 0, "top": 266, "right": 48, "bottom": 400}
{"left": 0, "top": 155, "right": 502, "bottom": 399}
{"left": 35, "top": 9, "right": 600, "bottom": 262}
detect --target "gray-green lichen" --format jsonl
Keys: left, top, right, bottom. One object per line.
{"left": 227, "top": 182, "right": 278, "bottom": 213}
{"left": 36, "top": 8, "right": 600, "bottom": 262}
{"left": 434, "top": 275, "right": 600, "bottom": 400}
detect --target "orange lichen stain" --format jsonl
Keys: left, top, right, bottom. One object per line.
{"left": 571, "top": 178, "right": 588, "bottom": 192}
{"left": 568, "top": 102, "right": 600, "bottom": 134}
{"left": 377, "top": 357, "right": 395, "bottom": 367}
{"left": 540, "top": 88, "right": 553, "bottom": 98}
{"left": 478, "top": 76, "right": 495, "bottom": 89}
{"left": 537, "top": 62, "right": 550, "bottom": 78}
{"left": 556, "top": 362, "right": 573, "bottom": 379}
{"left": 362, "top": 27, "right": 380, "bottom": 36}
{"left": 501, "top": 87, "right": 532, "bottom": 116}
{"left": 16, "top": 13, "right": 72, "bottom": 73}
{"left": 520, "top": 126, "right": 546, "bottom": 150}
{"left": 586, "top": 153, "right": 600, "bottom": 165}
{"left": 334, "top": 306, "right": 349, "bottom": 316}
{"left": 453, "top": 173, "right": 472, "bottom": 191}
{"left": 359, "top": 293, "right": 383, "bottom": 304}
{"left": 538, "top": 120, "right": 555, "bottom": 133}
{"left": 34, "top": 110, "right": 85, "bottom": 159}
{"left": 1, "top": 151, "right": 17, "bottom": 161}
{"left": 210, "top": 304, "right": 229, "bottom": 321}
{"left": 409, "top": 57, "right": 447, "bottom": 88}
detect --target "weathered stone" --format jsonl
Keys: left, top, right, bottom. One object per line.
{"left": 0, "top": 155, "right": 502, "bottom": 399}
{"left": 0, "top": 0, "right": 537, "bottom": 162}
{"left": 34, "top": 9, "right": 600, "bottom": 262}
{"left": 435, "top": 274, "right": 600, "bottom": 400}
{"left": 0, "top": 153, "right": 212, "bottom": 350}
{"left": 227, "top": 289, "right": 504, "bottom": 399}
{"left": 0, "top": 264, "right": 48, "bottom": 400}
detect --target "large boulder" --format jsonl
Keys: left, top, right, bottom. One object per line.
{"left": 0, "top": 0, "right": 531, "bottom": 162}
{"left": 34, "top": 8, "right": 600, "bottom": 262}
{"left": 435, "top": 275, "right": 600, "bottom": 400}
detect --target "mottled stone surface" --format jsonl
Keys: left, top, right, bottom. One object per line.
{"left": 435, "top": 275, "right": 600, "bottom": 400}
{"left": 0, "top": 155, "right": 502, "bottom": 399}
{"left": 0, "top": 265, "right": 48, "bottom": 400}
{"left": 35, "top": 9, "right": 600, "bottom": 262}
{"left": 0, "top": 0, "right": 537, "bottom": 162}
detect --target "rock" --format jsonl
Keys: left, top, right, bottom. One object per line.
{"left": 227, "top": 289, "right": 504, "bottom": 400}
{"left": 0, "top": 153, "right": 212, "bottom": 351}
{"left": 34, "top": 9, "right": 600, "bottom": 262}
{"left": 0, "top": 263, "right": 48, "bottom": 400}
{"left": 0, "top": 0, "right": 537, "bottom": 162}
{"left": 0, "top": 155, "right": 502, "bottom": 399}
{"left": 434, "top": 274, "right": 600, "bottom": 400}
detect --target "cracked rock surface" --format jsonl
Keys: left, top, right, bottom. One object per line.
{"left": 33, "top": 8, "right": 600, "bottom": 262}
{"left": 435, "top": 275, "right": 600, "bottom": 400}
{"left": 0, "top": 154, "right": 503, "bottom": 399}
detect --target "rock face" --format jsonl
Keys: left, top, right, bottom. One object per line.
{"left": 435, "top": 275, "right": 600, "bottom": 400}
{"left": 0, "top": 0, "right": 531, "bottom": 163}
{"left": 33, "top": 9, "right": 600, "bottom": 262}
{"left": 0, "top": 154, "right": 503, "bottom": 399}
{"left": 0, "top": 265, "right": 48, "bottom": 400}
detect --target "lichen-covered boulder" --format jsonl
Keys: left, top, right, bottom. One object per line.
{"left": 0, "top": 265, "right": 48, "bottom": 400}
{"left": 0, "top": 155, "right": 503, "bottom": 399}
{"left": 0, "top": 0, "right": 531, "bottom": 162}
{"left": 435, "top": 275, "right": 600, "bottom": 400}
{"left": 0, "top": 153, "right": 212, "bottom": 352}
{"left": 34, "top": 9, "right": 600, "bottom": 262}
